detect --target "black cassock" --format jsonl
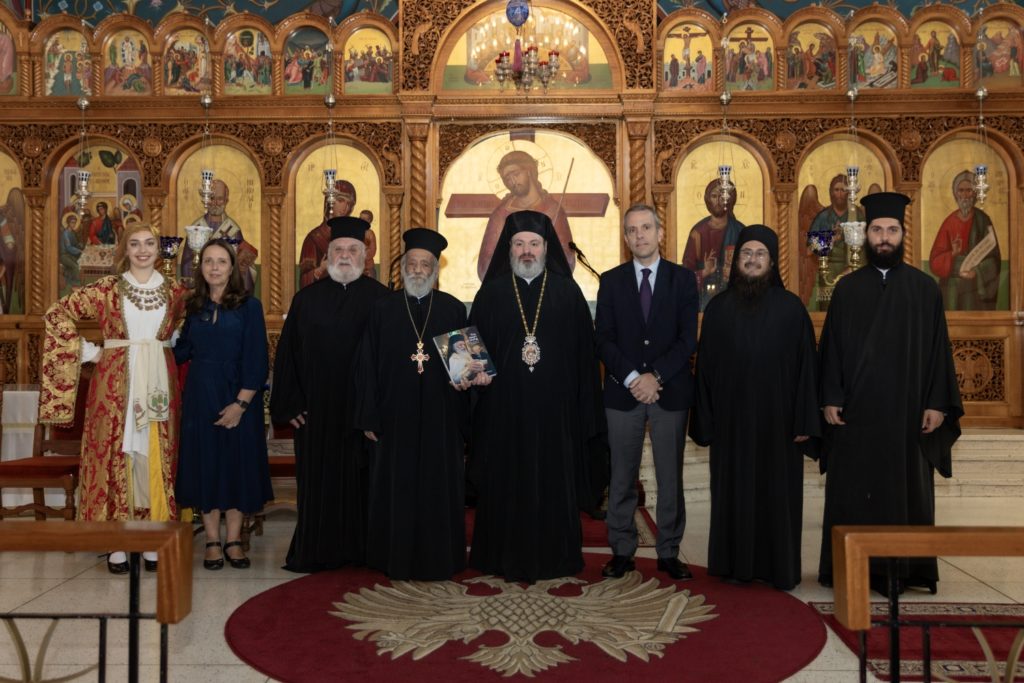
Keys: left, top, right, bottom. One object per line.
{"left": 270, "top": 276, "right": 388, "bottom": 572}
{"left": 468, "top": 271, "right": 603, "bottom": 582}
{"left": 818, "top": 264, "right": 962, "bottom": 586}
{"left": 354, "top": 290, "right": 469, "bottom": 580}
{"left": 690, "top": 287, "right": 820, "bottom": 590}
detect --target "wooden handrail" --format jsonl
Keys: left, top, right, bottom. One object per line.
{"left": 833, "top": 525, "right": 1024, "bottom": 630}
{"left": 0, "top": 521, "right": 193, "bottom": 624}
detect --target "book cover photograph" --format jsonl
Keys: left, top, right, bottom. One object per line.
{"left": 432, "top": 326, "right": 497, "bottom": 384}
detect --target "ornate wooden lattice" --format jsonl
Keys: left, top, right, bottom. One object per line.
{"left": 952, "top": 339, "right": 1005, "bottom": 403}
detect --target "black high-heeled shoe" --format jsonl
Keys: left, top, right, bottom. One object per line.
{"left": 144, "top": 556, "right": 158, "bottom": 572}
{"left": 203, "top": 541, "right": 224, "bottom": 571}
{"left": 224, "top": 541, "right": 251, "bottom": 569}
{"left": 107, "top": 554, "right": 129, "bottom": 575}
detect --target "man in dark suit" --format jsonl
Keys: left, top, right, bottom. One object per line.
{"left": 595, "top": 204, "right": 699, "bottom": 580}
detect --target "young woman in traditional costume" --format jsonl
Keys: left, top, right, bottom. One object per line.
{"left": 39, "top": 222, "right": 187, "bottom": 574}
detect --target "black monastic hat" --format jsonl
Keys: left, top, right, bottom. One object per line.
{"left": 730, "top": 224, "right": 784, "bottom": 287}
{"left": 481, "top": 210, "right": 572, "bottom": 282}
{"left": 328, "top": 216, "right": 369, "bottom": 241}
{"left": 861, "top": 192, "right": 911, "bottom": 227}
{"left": 403, "top": 227, "right": 448, "bottom": 259}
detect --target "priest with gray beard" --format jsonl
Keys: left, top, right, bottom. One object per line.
{"left": 467, "top": 211, "right": 604, "bottom": 583}
{"left": 270, "top": 216, "right": 388, "bottom": 572}
{"left": 354, "top": 228, "right": 486, "bottom": 580}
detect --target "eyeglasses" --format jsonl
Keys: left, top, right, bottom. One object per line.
{"left": 739, "top": 249, "right": 770, "bottom": 261}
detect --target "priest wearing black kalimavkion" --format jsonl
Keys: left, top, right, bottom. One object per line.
{"left": 690, "top": 224, "right": 820, "bottom": 591}
{"left": 270, "top": 216, "right": 388, "bottom": 573}
{"left": 467, "top": 210, "right": 604, "bottom": 583}
{"left": 355, "top": 228, "right": 487, "bottom": 581}
{"left": 818, "top": 192, "right": 963, "bottom": 596}
{"left": 595, "top": 204, "right": 698, "bottom": 582}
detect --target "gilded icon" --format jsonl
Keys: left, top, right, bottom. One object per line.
{"left": 57, "top": 143, "right": 143, "bottom": 297}
{"left": 0, "top": 21, "right": 17, "bottom": 95}
{"left": 675, "top": 141, "right": 763, "bottom": 310}
{"left": 284, "top": 27, "right": 331, "bottom": 95}
{"left": 44, "top": 29, "right": 92, "bottom": 96}
{"left": 439, "top": 131, "right": 617, "bottom": 303}
{"left": 343, "top": 28, "right": 393, "bottom": 95}
{"left": 921, "top": 140, "right": 1009, "bottom": 310}
{"left": 177, "top": 146, "right": 262, "bottom": 296}
{"left": 103, "top": 29, "right": 153, "bottom": 95}
{"left": 442, "top": 6, "right": 611, "bottom": 90}
{"left": 910, "top": 21, "right": 960, "bottom": 88}
{"left": 0, "top": 150, "right": 23, "bottom": 313}
{"left": 663, "top": 22, "right": 714, "bottom": 92}
{"left": 293, "top": 144, "right": 382, "bottom": 288}
{"left": 848, "top": 21, "right": 898, "bottom": 89}
{"left": 786, "top": 22, "right": 836, "bottom": 90}
{"left": 722, "top": 23, "right": 774, "bottom": 91}
{"left": 796, "top": 140, "right": 884, "bottom": 310}
{"left": 975, "top": 19, "right": 1024, "bottom": 88}
{"left": 224, "top": 28, "right": 273, "bottom": 95}
{"left": 162, "top": 29, "right": 211, "bottom": 95}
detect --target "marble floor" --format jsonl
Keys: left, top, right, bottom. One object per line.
{"left": 1, "top": 495, "right": 1022, "bottom": 682}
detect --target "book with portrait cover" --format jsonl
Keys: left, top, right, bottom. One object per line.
{"left": 432, "top": 326, "right": 497, "bottom": 384}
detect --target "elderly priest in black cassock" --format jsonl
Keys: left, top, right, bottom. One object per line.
{"left": 270, "top": 216, "right": 388, "bottom": 572}
{"left": 818, "top": 192, "right": 963, "bottom": 595}
{"left": 690, "top": 224, "right": 820, "bottom": 591}
{"left": 355, "top": 228, "right": 484, "bottom": 580}
{"left": 468, "top": 210, "right": 604, "bottom": 583}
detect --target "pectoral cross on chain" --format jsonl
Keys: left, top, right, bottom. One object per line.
{"left": 410, "top": 341, "right": 430, "bottom": 374}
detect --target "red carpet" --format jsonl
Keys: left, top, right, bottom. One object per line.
{"left": 226, "top": 555, "right": 826, "bottom": 682}
{"left": 464, "top": 507, "right": 658, "bottom": 548}
{"left": 811, "top": 601, "right": 1024, "bottom": 681}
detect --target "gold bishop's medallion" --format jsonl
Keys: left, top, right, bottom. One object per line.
{"left": 512, "top": 269, "right": 547, "bottom": 373}
{"left": 521, "top": 335, "right": 541, "bottom": 371}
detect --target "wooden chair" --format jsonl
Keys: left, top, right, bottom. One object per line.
{"left": 0, "top": 423, "right": 81, "bottom": 520}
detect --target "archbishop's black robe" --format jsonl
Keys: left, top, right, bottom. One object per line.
{"left": 818, "top": 263, "right": 962, "bottom": 587}
{"left": 690, "top": 286, "right": 820, "bottom": 590}
{"left": 468, "top": 271, "right": 603, "bottom": 582}
{"left": 269, "top": 275, "right": 388, "bottom": 572}
{"left": 354, "top": 290, "right": 469, "bottom": 580}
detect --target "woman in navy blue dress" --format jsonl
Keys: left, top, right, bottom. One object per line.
{"left": 175, "top": 239, "right": 272, "bottom": 569}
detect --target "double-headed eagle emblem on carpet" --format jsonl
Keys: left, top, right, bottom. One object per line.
{"left": 331, "top": 573, "right": 718, "bottom": 677}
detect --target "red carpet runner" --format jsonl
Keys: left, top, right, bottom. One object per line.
{"left": 227, "top": 555, "right": 825, "bottom": 682}
{"left": 812, "top": 601, "right": 1024, "bottom": 681}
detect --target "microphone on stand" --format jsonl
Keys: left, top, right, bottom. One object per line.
{"left": 568, "top": 241, "right": 600, "bottom": 279}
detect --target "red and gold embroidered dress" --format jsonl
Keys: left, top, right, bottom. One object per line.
{"left": 39, "top": 274, "right": 187, "bottom": 521}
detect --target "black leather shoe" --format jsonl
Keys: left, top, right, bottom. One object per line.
{"left": 224, "top": 541, "right": 251, "bottom": 569}
{"left": 143, "top": 557, "right": 158, "bottom": 572}
{"left": 601, "top": 555, "right": 635, "bottom": 578}
{"left": 657, "top": 557, "right": 693, "bottom": 580}
{"left": 106, "top": 555, "right": 129, "bottom": 575}
{"left": 818, "top": 574, "right": 834, "bottom": 588}
{"left": 203, "top": 541, "right": 224, "bottom": 571}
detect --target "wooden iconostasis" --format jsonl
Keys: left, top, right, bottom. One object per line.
{"left": 0, "top": 0, "right": 1021, "bottom": 426}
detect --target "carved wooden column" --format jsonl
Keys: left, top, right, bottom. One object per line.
{"left": 773, "top": 185, "right": 794, "bottom": 288}
{"left": 24, "top": 190, "right": 47, "bottom": 316}
{"left": 18, "top": 49, "right": 31, "bottom": 97}
{"left": 31, "top": 55, "right": 43, "bottom": 97}
{"left": 264, "top": 190, "right": 285, "bottom": 315}
{"left": 384, "top": 187, "right": 405, "bottom": 288}
{"left": 144, "top": 190, "right": 166, "bottom": 234}
{"left": 152, "top": 55, "right": 165, "bottom": 95}
{"left": 837, "top": 41, "right": 849, "bottom": 93}
{"left": 211, "top": 53, "right": 224, "bottom": 95}
{"left": 961, "top": 37, "right": 976, "bottom": 89}
{"left": 652, "top": 183, "right": 674, "bottom": 260}
{"left": 896, "top": 184, "right": 918, "bottom": 263}
{"left": 406, "top": 122, "right": 430, "bottom": 228}
{"left": 88, "top": 53, "right": 101, "bottom": 96}
{"left": 626, "top": 120, "right": 650, "bottom": 207}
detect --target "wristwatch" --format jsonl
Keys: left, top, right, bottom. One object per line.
{"left": 235, "top": 399, "right": 250, "bottom": 409}
{"left": 651, "top": 369, "right": 664, "bottom": 385}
